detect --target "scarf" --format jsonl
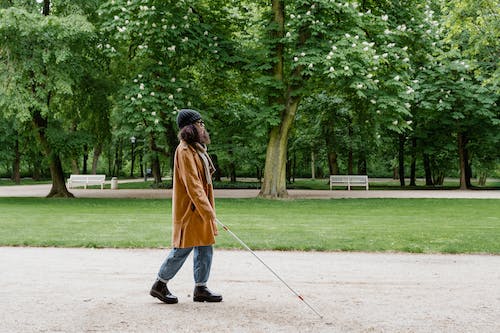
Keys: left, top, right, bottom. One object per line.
{"left": 194, "top": 143, "right": 216, "bottom": 185}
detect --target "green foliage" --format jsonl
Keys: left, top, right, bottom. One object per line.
{"left": 0, "top": 0, "right": 498, "bottom": 185}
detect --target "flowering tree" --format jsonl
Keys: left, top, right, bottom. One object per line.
{"left": 98, "top": 0, "right": 241, "bottom": 182}
{"left": 254, "top": 0, "right": 417, "bottom": 198}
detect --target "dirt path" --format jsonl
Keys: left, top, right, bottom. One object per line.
{"left": 1, "top": 247, "right": 499, "bottom": 333}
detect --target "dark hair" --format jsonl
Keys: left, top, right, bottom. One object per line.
{"left": 178, "top": 124, "right": 200, "bottom": 144}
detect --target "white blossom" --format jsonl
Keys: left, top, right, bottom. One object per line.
{"left": 168, "top": 94, "right": 174, "bottom": 100}
{"left": 370, "top": 99, "right": 376, "bottom": 104}
{"left": 381, "top": 15, "right": 388, "bottom": 21}
{"left": 394, "top": 75, "right": 400, "bottom": 81}
{"left": 294, "top": 57, "right": 299, "bottom": 62}
{"left": 150, "top": 92, "right": 155, "bottom": 96}
{"left": 139, "top": 83, "right": 145, "bottom": 90}
{"left": 329, "top": 67, "right": 335, "bottom": 72}
{"left": 171, "top": 77, "right": 176, "bottom": 82}
{"left": 308, "top": 63, "right": 314, "bottom": 69}
{"left": 114, "top": 15, "right": 120, "bottom": 20}
{"left": 137, "top": 93, "right": 143, "bottom": 99}
{"left": 154, "top": 119, "right": 159, "bottom": 124}
{"left": 344, "top": 65, "right": 350, "bottom": 71}
{"left": 301, "top": 52, "right": 306, "bottom": 57}
{"left": 392, "top": 120, "right": 398, "bottom": 125}
{"left": 151, "top": 111, "right": 156, "bottom": 116}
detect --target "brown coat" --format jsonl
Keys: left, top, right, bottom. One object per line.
{"left": 171, "top": 141, "right": 217, "bottom": 248}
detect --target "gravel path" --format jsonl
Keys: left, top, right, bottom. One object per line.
{"left": 1, "top": 247, "right": 499, "bottom": 333}
{"left": 1, "top": 184, "right": 499, "bottom": 332}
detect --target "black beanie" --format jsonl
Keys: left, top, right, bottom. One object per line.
{"left": 176, "top": 109, "right": 202, "bottom": 129}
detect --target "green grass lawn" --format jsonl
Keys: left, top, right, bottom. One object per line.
{"left": 0, "top": 197, "right": 498, "bottom": 254}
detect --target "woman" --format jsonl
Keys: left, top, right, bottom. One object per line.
{"left": 150, "top": 109, "right": 222, "bottom": 304}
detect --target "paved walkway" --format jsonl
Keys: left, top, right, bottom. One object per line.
{"left": 0, "top": 183, "right": 499, "bottom": 199}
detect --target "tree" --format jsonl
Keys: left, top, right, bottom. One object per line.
{"left": 0, "top": 2, "right": 97, "bottom": 197}
{"left": 254, "top": 0, "right": 416, "bottom": 197}
{"left": 98, "top": 0, "right": 246, "bottom": 184}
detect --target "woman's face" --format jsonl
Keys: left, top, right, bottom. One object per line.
{"left": 194, "top": 120, "right": 211, "bottom": 144}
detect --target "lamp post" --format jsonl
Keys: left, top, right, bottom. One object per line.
{"left": 130, "top": 136, "right": 136, "bottom": 178}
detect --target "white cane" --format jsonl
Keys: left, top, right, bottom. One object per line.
{"left": 216, "top": 218, "right": 324, "bottom": 319}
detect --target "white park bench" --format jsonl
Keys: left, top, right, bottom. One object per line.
{"left": 67, "top": 174, "right": 106, "bottom": 190}
{"left": 330, "top": 175, "right": 369, "bottom": 190}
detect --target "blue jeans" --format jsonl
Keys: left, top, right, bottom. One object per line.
{"left": 157, "top": 246, "right": 213, "bottom": 286}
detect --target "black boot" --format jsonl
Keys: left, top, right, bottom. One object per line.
{"left": 193, "top": 286, "right": 223, "bottom": 303}
{"left": 150, "top": 280, "right": 178, "bottom": 304}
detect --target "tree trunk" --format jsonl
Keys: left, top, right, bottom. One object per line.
{"left": 33, "top": 110, "right": 74, "bottom": 198}
{"left": 357, "top": 152, "right": 367, "bottom": 175}
{"left": 398, "top": 134, "right": 405, "bottom": 187}
{"left": 409, "top": 137, "right": 417, "bottom": 186}
{"left": 152, "top": 153, "right": 162, "bottom": 184}
{"left": 259, "top": 0, "right": 289, "bottom": 199}
{"left": 83, "top": 144, "right": 89, "bottom": 174}
{"left": 423, "top": 153, "right": 433, "bottom": 186}
{"left": 92, "top": 144, "right": 102, "bottom": 174}
{"left": 259, "top": 104, "right": 297, "bottom": 198}
{"left": 457, "top": 132, "right": 470, "bottom": 190}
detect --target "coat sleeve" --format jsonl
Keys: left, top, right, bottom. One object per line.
{"left": 176, "top": 147, "right": 216, "bottom": 224}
